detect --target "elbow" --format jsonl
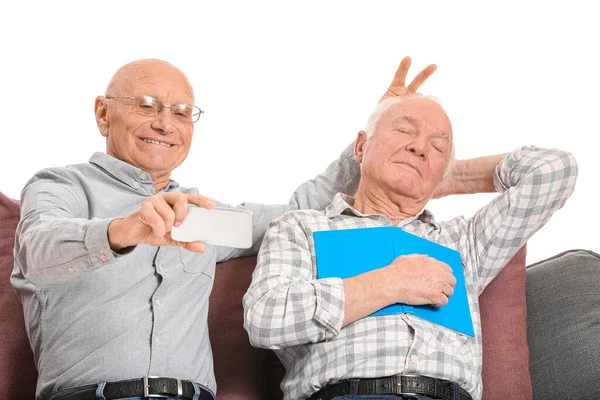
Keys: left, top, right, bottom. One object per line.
{"left": 243, "top": 308, "right": 281, "bottom": 350}
{"left": 529, "top": 149, "right": 579, "bottom": 200}
{"left": 547, "top": 149, "right": 579, "bottom": 197}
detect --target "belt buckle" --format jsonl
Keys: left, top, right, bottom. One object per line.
{"left": 394, "top": 374, "right": 420, "bottom": 396}
{"left": 143, "top": 376, "right": 183, "bottom": 398}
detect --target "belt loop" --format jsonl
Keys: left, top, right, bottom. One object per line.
{"left": 452, "top": 382, "right": 460, "bottom": 400}
{"left": 349, "top": 379, "right": 360, "bottom": 395}
{"left": 95, "top": 382, "right": 107, "bottom": 400}
{"left": 191, "top": 381, "right": 201, "bottom": 400}
{"left": 191, "top": 381, "right": 215, "bottom": 400}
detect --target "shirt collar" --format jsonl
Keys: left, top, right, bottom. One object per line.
{"left": 324, "top": 192, "right": 439, "bottom": 228}
{"left": 88, "top": 152, "right": 180, "bottom": 192}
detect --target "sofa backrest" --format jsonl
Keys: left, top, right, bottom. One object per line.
{"left": 0, "top": 192, "right": 532, "bottom": 399}
{"left": 0, "top": 193, "right": 38, "bottom": 399}
{"left": 526, "top": 249, "right": 600, "bottom": 400}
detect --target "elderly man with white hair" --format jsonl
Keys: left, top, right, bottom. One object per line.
{"left": 243, "top": 95, "right": 578, "bottom": 400}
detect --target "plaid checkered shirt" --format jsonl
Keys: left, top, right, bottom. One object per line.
{"left": 243, "top": 146, "right": 578, "bottom": 400}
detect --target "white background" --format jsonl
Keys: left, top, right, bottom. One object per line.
{"left": 1, "top": 1, "right": 597, "bottom": 264}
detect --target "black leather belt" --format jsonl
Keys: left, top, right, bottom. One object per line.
{"left": 307, "top": 375, "right": 472, "bottom": 400}
{"left": 52, "top": 377, "right": 214, "bottom": 400}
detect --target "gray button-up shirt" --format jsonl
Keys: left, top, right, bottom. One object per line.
{"left": 11, "top": 146, "right": 360, "bottom": 399}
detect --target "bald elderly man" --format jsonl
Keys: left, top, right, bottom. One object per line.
{"left": 243, "top": 96, "right": 578, "bottom": 400}
{"left": 10, "top": 58, "right": 435, "bottom": 400}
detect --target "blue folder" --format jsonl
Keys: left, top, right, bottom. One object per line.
{"left": 314, "top": 226, "right": 474, "bottom": 336}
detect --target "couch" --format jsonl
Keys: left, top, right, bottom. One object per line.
{"left": 1, "top": 191, "right": 599, "bottom": 400}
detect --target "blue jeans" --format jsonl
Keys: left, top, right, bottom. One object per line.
{"left": 95, "top": 381, "right": 212, "bottom": 400}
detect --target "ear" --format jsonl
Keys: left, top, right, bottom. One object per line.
{"left": 95, "top": 96, "right": 109, "bottom": 138}
{"left": 354, "top": 130, "right": 368, "bottom": 164}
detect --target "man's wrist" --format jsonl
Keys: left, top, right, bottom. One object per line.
{"left": 107, "top": 218, "right": 131, "bottom": 251}
{"left": 451, "top": 155, "right": 506, "bottom": 194}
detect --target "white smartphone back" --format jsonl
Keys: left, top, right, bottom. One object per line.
{"left": 171, "top": 205, "right": 254, "bottom": 249}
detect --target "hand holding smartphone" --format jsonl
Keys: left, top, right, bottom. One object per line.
{"left": 171, "top": 205, "right": 253, "bottom": 249}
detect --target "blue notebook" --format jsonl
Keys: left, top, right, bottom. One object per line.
{"left": 314, "top": 226, "right": 474, "bottom": 336}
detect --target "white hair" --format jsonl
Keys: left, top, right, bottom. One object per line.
{"left": 364, "top": 95, "right": 455, "bottom": 178}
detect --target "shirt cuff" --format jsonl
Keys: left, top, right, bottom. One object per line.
{"left": 83, "top": 218, "right": 130, "bottom": 268}
{"left": 313, "top": 277, "right": 345, "bottom": 338}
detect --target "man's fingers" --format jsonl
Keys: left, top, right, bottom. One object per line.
{"left": 156, "top": 192, "right": 215, "bottom": 227}
{"left": 442, "top": 282, "right": 455, "bottom": 298}
{"left": 183, "top": 241, "right": 207, "bottom": 253}
{"left": 407, "top": 64, "right": 437, "bottom": 93}
{"left": 186, "top": 194, "right": 215, "bottom": 209}
{"left": 163, "top": 233, "right": 207, "bottom": 253}
{"left": 390, "top": 56, "right": 411, "bottom": 88}
{"left": 139, "top": 204, "right": 167, "bottom": 238}
{"left": 171, "top": 194, "right": 189, "bottom": 227}
{"left": 159, "top": 192, "right": 215, "bottom": 209}
{"left": 150, "top": 196, "right": 177, "bottom": 233}
{"left": 432, "top": 293, "right": 449, "bottom": 307}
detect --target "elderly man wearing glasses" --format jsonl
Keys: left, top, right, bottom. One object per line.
{"left": 11, "top": 58, "right": 435, "bottom": 400}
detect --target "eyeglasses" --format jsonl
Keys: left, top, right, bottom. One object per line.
{"left": 106, "top": 95, "right": 204, "bottom": 123}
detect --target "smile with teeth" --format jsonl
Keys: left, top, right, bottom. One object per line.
{"left": 141, "top": 138, "right": 173, "bottom": 147}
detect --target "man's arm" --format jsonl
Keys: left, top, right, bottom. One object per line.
{"left": 15, "top": 169, "right": 214, "bottom": 289}
{"left": 243, "top": 214, "right": 457, "bottom": 348}
{"left": 243, "top": 214, "right": 346, "bottom": 349}
{"left": 461, "top": 147, "right": 578, "bottom": 291}
{"left": 433, "top": 154, "right": 508, "bottom": 198}
{"left": 14, "top": 169, "right": 118, "bottom": 288}
{"left": 215, "top": 142, "right": 360, "bottom": 262}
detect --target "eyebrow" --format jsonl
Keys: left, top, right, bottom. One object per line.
{"left": 391, "top": 115, "right": 417, "bottom": 126}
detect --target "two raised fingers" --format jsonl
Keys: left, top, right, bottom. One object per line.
{"left": 384, "top": 56, "right": 437, "bottom": 97}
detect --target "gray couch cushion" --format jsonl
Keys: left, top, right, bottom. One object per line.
{"left": 526, "top": 249, "right": 600, "bottom": 400}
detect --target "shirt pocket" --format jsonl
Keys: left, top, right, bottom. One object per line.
{"left": 179, "top": 247, "right": 216, "bottom": 278}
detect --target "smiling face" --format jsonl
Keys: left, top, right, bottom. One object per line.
{"left": 355, "top": 97, "right": 453, "bottom": 202}
{"left": 94, "top": 60, "right": 195, "bottom": 180}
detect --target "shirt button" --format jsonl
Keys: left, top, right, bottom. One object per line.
{"left": 154, "top": 336, "right": 160, "bottom": 344}
{"left": 100, "top": 254, "right": 108, "bottom": 262}
{"left": 132, "top": 181, "right": 139, "bottom": 188}
{"left": 68, "top": 267, "right": 74, "bottom": 273}
{"left": 158, "top": 264, "right": 164, "bottom": 272}
{"left": 410, "top": 355, "right": 419, "bottom": 364}
{"left": 154, "top": 299, "right": 161, "bottom": 306}
{"left": 140, "top": 173, "right": 147, "bottom": 180}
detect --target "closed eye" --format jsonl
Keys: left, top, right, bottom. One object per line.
{"left": 431, "top": 143, "right": 443, "bottom": 153}
{"left": 430, "top": 139, "right": 448, "bottom": 153}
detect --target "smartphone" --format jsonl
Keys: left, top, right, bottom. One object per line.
{"left": 171, "top": 205, "right": 253, "bottom": 249}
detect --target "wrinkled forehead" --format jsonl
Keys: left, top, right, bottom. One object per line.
{"left": 383, "top": 98, "right": 452, "bottom": 138}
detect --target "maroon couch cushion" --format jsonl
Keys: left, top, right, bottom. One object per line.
{"left": 0, "top": 192, "right": 38, "bottom": 398}
{"left": 480, "top": 246, "right": 532, "bottom": 400}
{"left": 209, "top": 256, "right": 272, "bottom": 400}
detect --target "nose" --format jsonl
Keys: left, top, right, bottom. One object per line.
{"left": 406, "top": 137, "right": 426, "bottom": 160}
{"left": 150, "top": 109, "right": 175, "bottom": 136}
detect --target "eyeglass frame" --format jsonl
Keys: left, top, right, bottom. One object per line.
{"left": 105, "top": 95, "right": 204, "bottom": 124}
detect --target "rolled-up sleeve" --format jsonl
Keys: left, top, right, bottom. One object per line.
{"left": 243, "top": 214, "right": 345, "bottom": 349}
{"left": 466, "top": 146, "right": 578, "bottom": 291}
